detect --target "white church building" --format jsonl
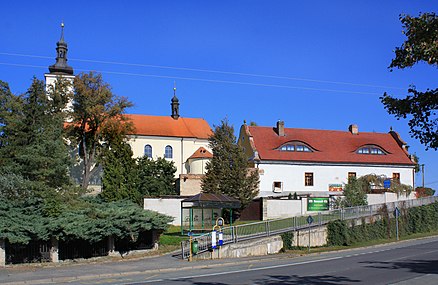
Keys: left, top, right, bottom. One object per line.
{"left": 44, "top": 24, "right": 213, "bottom": 195}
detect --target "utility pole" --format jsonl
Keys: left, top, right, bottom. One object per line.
{"left": 421, "top": 164, "right": 425, "bottom": 188}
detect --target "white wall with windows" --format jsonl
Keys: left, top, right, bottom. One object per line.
{"left": 256, "top": 162, "right": 414, "bottom": 197}
{"left": 128, "top": 135, "right": 210, "bottom": 177}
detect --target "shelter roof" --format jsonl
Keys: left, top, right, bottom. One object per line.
{"left": 181, "top": 193, "right": 241, "bottom": 209}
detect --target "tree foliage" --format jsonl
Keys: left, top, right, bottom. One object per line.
{"left": 201, "top": 119, "right": 259, "bottom": 210}
{"left": 358, "top": 174, "right": 413, "bottom": 196}
{"left": 341, "top": 176, "right": 368, "bottom": 208}
{"left": 100, "top": 139, "right": 140, "bottom": 203}
{"left": 0, "top": 78, "right": 72, "bottom": 189}
{"left": 50, "top": 197, "right": 172, "bottom": 243}
{"left": 381, "top": 12, "right": 438, "bottom": 150}
{"left": 67, "top": 72, "right": 133, "bottom": 189}
{"left": 136, "top": 157, "right": 177, "bottom": 197}
{"left": 0, "top": 77, "right": 172, "bottom": 246}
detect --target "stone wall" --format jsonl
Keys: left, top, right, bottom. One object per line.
{"left": 0, "top": 239, "right": 5, "bottom": 267}
{"left": 192, "top": 235, "right": 283, "bottom": 260}
{"left": 293, "top": 226, "right": 327, "bottom": 248}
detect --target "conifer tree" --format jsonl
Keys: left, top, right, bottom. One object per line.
{"left": 100, "top": 139, "right": 140, "bottom": 204}
{"left": 0, "top": 78, "right": 72, "bottom": 189}
{"left": 202, "top": 119, "right": 259, "bottom": 210}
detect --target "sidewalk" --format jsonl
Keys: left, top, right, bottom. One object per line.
{"left": 0, "top": 251, "right": 284, "bottom": 285}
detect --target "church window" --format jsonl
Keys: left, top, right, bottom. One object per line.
{"left": 164, "top": 145, "right": 173, "bottom": 159}
{"left": 144, "top": 145, "right": 152, "bottom": 158}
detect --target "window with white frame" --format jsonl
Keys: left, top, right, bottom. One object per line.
{"left": 144, "top": 144, "right": 152, "bottom": 158}
{"left": 164, "top": 145, "right": 173, "bottom": 159}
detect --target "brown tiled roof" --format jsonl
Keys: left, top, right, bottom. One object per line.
{"left": 247, "top": 126, "right": 414, "bottom": 166}
{"left": 188, "top": 147, "right": 213, "bottom": 159}
{"left": 126, "top": 114, "right": 212, "bottom": 139}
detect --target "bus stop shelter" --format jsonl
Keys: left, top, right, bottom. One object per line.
{"left": 180, "top": 193, "right": 240, "bottom": 234}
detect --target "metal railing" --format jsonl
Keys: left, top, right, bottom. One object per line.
{"left": 180, "top": 196, "right": 438, "bottom": 259}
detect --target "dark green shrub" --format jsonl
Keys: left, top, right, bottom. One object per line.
{"left": 280, "top": 231, "right": 294, "bottom": 250}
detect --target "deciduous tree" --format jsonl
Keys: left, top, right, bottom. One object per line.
{"left": 381, "top": 12, "right": 438, "bottom": 150}
{"left": 136, "top": 157, "right": 177, "bottom": 197}
{"left": 67, "top": 72, "right": 133, "bottom": 189}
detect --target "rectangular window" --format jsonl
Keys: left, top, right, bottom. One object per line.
{"left": 392, "top": 173, "right": 400, "bottom": 183}
{"left": 273, "top": 181, "right": 282, "bottom": 193}
{"left": 305, "top": 173, "right": 314, "bottom": 186}
{"left": 348, "top": 172, "right": 356, "bottom": 182}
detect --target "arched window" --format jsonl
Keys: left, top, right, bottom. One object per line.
{"left": 356, "top": 145, "right": 386, "bottom": 155}
{"left": 278, "top": 141, "right": 313, "bottom": 152}
{"left": 144, "top": 144, "right": 152, "bottom": 158}
{"left": 164, "top": 145, "right": 173, "bottom": 159}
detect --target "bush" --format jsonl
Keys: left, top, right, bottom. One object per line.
{"left": 327, "top": 202, "right": 438, "bottom": 247}
{"left": 280, "top": 231, "right": 294, "bottom": 250}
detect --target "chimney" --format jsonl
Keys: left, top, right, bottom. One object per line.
{"left": 276, "top": 120, "right": 285, "bottom": 136}
{"left": 349, "top": 124, "right": 358, "bottom": 135}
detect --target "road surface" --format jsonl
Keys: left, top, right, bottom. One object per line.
{"left": 1, "top": 236, "right": 438, "bottom": 284}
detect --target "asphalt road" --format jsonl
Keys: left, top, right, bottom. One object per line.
{"left": 2, "top": 236, "right": 438, "bottom": 285}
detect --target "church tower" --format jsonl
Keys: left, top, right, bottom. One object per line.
{"left": 171, "top": 84, "right": 180, "bottom": 120}
{"left": 45, "top": 22, "right": 75, "bottom": 90}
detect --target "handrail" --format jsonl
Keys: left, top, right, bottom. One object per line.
{"left": 180, "top": 196, "right": 438, "bottom": 259}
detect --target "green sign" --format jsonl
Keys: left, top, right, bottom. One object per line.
{"left": 307, "top": 197, "right": 329, "bottom": 211}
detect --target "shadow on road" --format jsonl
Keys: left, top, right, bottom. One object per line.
{"left": 251, "top": 274, "right": 360, "bottom": 285}
{"left": 360, "top": 259, "right": 438, "bottom": 274}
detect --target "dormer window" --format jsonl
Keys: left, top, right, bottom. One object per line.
{"left": 279, "top": 141, "right": 313, "bottom": 152}
{"left": 357, "top": 145, "right": 386, "bottom": 155}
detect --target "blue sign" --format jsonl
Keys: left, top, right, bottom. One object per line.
{"left": 384, "top": 179, "right": 391, "bottom": 189}
{"left": 307, "top": 215, "right": 314, "bottom": 224}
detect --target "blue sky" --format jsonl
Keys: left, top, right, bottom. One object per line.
{"left": 1, "top": 1, "right": 437, "bottom": 189}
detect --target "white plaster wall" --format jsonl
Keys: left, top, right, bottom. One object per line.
{"left": 144, "top": 198, "right": 184, "bottom": 225}
{"left": 258, "top": 163, "right": 414, "bottom": 197}
{"left": 367, "top": 192, "right": 417, "bottom": 205}
{"left": 129, "top": 136, "right": 210, "bottom": 177}
{"left": 265, "top": 199, "right": 303, "bottom": 219}
{"left": 188, "top": 158, "right": 208, "bottom": 174}
{"left": 44, "top": 74, "right": 75, "bottom": 113}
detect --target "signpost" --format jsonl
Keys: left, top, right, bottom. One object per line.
{"left": 307, "top": 215, "right": 313, "bottom": 252}
{"left": 394, "top": 207, "right": 400, "bottom": 241}
{"left": 211, "top": 217, "right": 224, "bottom": 259}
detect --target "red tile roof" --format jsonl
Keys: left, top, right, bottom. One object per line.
{"left": 126, "top": 114, "right": 212, "bottom": 139}
{"left": 246, "top": 126, "right": 414, "bottom": 166}
{"left": 188, "top": 147, "right": 213, "bottom": 159}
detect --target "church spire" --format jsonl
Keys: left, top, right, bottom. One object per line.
{"left": 48, "top": 22, "right": 74, "bottom": 75}
{"left": 171, "top": 82, "right": 180, "bottom": 120}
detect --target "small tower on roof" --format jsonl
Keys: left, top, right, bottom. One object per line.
{"left": 45, "top": 22, "right": 75, "bottom": 89}
{"left": 171, "top": 82, "right": 180, "bottom": 120}
{"left": 44, "top": 22, "right": 75, "bottom": 113}
{"left": 48, "top": 22, "right": 74, "bottom": 75}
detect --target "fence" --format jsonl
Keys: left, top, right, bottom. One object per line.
{"left": 180, "top": 196, "right": 438, "bottom": 259}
